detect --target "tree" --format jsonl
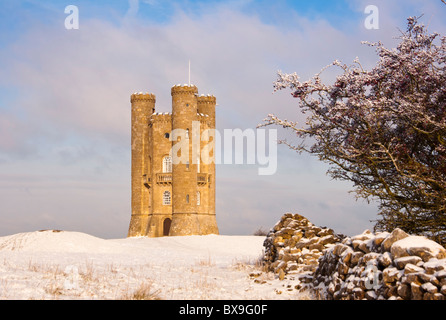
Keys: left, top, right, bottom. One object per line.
{"left": 262, "top": 17, "right": 446, "bottom": 244}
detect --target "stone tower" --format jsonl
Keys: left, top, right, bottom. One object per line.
{"left": 127, "top": 84, "right": 219, "bottom": 237}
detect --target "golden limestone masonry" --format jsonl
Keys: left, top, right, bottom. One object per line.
{"left": 128, "top": 84, "right": 219, "bottom": 237}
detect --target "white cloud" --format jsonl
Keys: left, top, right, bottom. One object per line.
{"left": 125, "top": 0, "right": 140, "bottom": 19}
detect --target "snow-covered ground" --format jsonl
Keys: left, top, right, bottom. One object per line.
{"left": 0, "top": 230, "right": 310, "bottom": 300}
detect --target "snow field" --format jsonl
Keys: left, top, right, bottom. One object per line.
{"left": 0, "top": 230, "right": 311, "bottom": 300}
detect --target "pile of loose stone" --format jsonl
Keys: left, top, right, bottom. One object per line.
{"left": 262, "top": 213, "right": 446, "bottom": 300}
{"left": 262, "top": 213, "right": 345, "bottom": 290}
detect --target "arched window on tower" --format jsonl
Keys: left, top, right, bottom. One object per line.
{"left": 163, "top": 191, "right": 171, "bottom": 205}
{"left": 197, "top": 191, "right": 201, "bottom": 206}
{"left": 163, "top": 156, "right": 172, "bottom": 173}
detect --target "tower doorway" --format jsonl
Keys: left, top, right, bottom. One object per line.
{"left": 163, "top": 218, "right": 172, "bottom": 236}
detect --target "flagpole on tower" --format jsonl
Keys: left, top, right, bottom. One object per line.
{"left": 188, "top": 60, "right": 191, "bottom": 86}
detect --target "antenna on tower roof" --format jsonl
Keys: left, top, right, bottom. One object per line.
{"left": 188, "top": 60, "right": 191, "bottom": 86}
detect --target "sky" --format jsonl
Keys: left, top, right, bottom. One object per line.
{"left": 0, "top": 0, "right": 445, "bottom": 239}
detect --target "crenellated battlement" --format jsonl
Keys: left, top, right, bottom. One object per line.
{"left": 171, "top": 84, "right": 198, "bottom": 96}
{"left": 131, "top": 92, "right": 156, "bottom": 103}
{"left": 197, "top": 95, "right": 216, "bottom": 104}
{"left": 150, "top": 112, "right": 172, "bottom": 123}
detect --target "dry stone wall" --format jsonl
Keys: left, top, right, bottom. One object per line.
{"left": 263, "top": 213, "right": 446, "bottom": 300}
{"left": 314, "top": 228, "right": 446, "bottom": 300}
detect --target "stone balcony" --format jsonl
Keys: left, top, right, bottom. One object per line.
{"left": 156, "top": 173, "right": 173, "bottom": 185}
{"left": 143, "top": 173, "right": 209, "bottom": 186}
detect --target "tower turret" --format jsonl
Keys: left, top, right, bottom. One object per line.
{"left": 128, "top": 92, "right": 156, "bottom": 237}
{"left": 169, "top": 85, "right": 200, "bottom": 236}
{"left": 197, "top": 94, "right": 216, "bottom": 127}
{"left": 197, "top": 95, "right": 219, "bottom": 235}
